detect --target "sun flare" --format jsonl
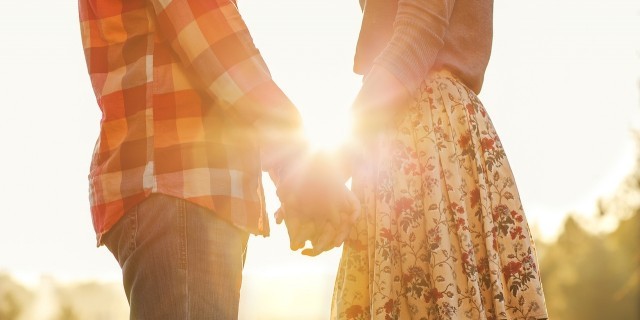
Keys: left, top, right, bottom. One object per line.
{"left": 294, "top": 91, "right": 355, "bottom": 152}
{"left": 302, "top": 110, "right": 352, "bottom": 152}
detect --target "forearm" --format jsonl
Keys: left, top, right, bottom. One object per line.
{"left": 149, "top": 0, "right": 305, "bottom": 171}
{"left": 352, "top": 65, "right": 410, "bottom": 142}
{"left": 374, "top": 0, "right": 456, "bottom": 94}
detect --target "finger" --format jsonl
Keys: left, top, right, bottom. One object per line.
{"left": 301, "top": 248, "right": 314, "bottom": 256}
{"left": 334, "top": 220, "right": 352, "bottom": 248}
{"left": 332, "top": 190, "right": 361, "bottom": 247}
{"left": 290, "top": 220, "right": 316, "bottom": 251}
{"left": 274, "top": 206, "right": 286, "bottom": 224}
{"left": 278, "top": 191, "right": 300, "bottom": 211}
{"left": 310, "top": 222, "right": 337, "bottom": 255}
{"left": 320, "top": 196, "right": 343, "bottom": 229}
{"left": 277, "top": 194, "right": 301, "bottom": 226}
{"left": 276, "top": 170, "right": 306, "bottom": 207}
{"left": 344, "top": 188, "right": 361, "bottom": 224}
{"left": 282, "top": 199, "right": 316, "bottom": 251}
{"left": 283, "top": 215, "right": 302, "bottom": 250}
{"left": 301, "top": 247, "right": 318, "bottom": 257}
{"left": 332, "top": 214, "right": 354, "bottom": 248}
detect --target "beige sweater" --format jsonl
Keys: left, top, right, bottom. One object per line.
{"left": 355, "top": 0, "right": 493, "bottom": 94}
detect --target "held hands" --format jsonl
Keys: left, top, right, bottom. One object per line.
{"left": 273, "top": 66, "right": 408, "bottom": 256}
{"left": 274, "top": 150, "right": 360, "bottom": 256}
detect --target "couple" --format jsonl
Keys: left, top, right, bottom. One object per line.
{"left": 79, "top": 0, "right": 548, "bottom": 319}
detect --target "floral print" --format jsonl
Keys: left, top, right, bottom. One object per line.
{"left": 331, "top": 71, "right": 548, "bottom": 320}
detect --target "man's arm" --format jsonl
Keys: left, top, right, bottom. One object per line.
{"left": 148, "top": 0, "right": 305, "bottom": 169}
{"left": 149, "top": 0, "right": 358, "bottom": 252}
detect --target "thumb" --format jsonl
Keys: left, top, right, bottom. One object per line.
{"left": 345, "top": 189, "right": 361, "bottom": 224}
{"left": 333, "top": 189, "right": 361, "bottom": 247}
{"left": 274, "top": 206, "right": 286, "bottom": 224}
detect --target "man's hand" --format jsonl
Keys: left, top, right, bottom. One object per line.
{"left": 274, "top": 151, "right": 360, "bottom": 255}
{"left": 301, "top": 187, "right": 359, "bottom": 256}
{"left": 276, "top": 185, "right": 359, "bottom": 256}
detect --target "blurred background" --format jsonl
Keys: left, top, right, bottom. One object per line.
{"left": 0, "top": 0, "right": 638, "bottom": 319}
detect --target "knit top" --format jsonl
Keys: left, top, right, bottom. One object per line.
{"left": 355, "top": 0, "right": 493, "bottom": 94}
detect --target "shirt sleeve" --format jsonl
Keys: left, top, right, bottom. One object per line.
{"left": 374, "top": 0, "right": 456, "bottom": 93}
{"left": 149, "top": 0, "right": 305, "bottom": 170}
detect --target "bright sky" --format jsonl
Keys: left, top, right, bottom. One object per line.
{"left": 0, "top": 0, "right": 638, "bottom": 319}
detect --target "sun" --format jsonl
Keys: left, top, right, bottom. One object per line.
{"left": 283, "top": 77, "right": 358, "bottom": 153}
{"left": 302, "top": 110, "right": 351, "bottom": 151}
{"left": 300, "top": 104, "right": 353, "bottom": 152}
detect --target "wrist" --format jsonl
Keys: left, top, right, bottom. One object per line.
{"left": 274, "top": 142, "right": 309, "bottom": 184}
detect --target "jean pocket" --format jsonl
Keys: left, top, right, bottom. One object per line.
{"left": 103, "top": 206, "right": 138, "bottom": 268}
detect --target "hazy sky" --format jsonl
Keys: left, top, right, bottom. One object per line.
{"left": 0, "top": 0, "right": 638, "bottom": 318}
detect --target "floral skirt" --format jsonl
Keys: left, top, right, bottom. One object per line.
{"left": 331, "top": 71, "right": 548, "bottom": 320}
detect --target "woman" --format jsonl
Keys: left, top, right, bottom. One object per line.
{"left": 331, "top": 0, "right": 548, "bottom": 319}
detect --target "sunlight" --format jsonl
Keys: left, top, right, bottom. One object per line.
{"left": 300, "top": 103, "right": 353, "bottom": 152}
{"left": 240, "top": 273, "right": 335, "bottom": 320}
{"left": 3, "top": 0, "right": 639, "bottom": 319}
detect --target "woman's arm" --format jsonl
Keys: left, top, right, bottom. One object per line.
{"left": 352, "top": 65, "right": 410, "bottom": 143}
{"left": 352, "top": 0, "right": 456, "bottom": 141}
{"left": 375, "top": 0, "right": 456, "bottom": 94}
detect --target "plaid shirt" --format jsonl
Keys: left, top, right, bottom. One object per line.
{"left": 79, "top": 0, "right": 304, "bottom": 244}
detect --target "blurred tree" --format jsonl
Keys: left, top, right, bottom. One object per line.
{"left": 56, "top": 304, "right": 80, "bottom": 320}
{"left": 605, "top": 201, "right": 640, "bottom": 319}
{"left": 0, "top": 292, "right": 21, "bottom": 320}
{"left": 540, "top": 132, "right": 640, "bottom": 319}
{"left": 0, "top": 273, "right": 32, "bottom": 320}
{"left": 56, "top": 281, "right": 128, "bottom": 320}
{"left": 541, "top": 217, "right": 608, "bottom": 319}
{"left": 602, "top": 131, "right": 640, "bottom": 319}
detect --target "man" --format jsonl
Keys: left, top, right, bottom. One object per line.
{"left": 79, "top": 0, "right": 356, "bottom": 318}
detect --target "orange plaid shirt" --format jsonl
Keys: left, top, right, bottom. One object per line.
{"left": 79, "top": 0, "right": 304, "bottom": 244}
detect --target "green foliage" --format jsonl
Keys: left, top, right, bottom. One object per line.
{"left": 539, "top": 133, "right": 640, "bottom": 319}
{"left": 0, "top": 274, "right": 128, "bottom": 320}
{"left": 0, "top": 273, "right": 32, "bottom": 320}
{"left": 0, "top": 292, "right": 21, "bottom": 320}
{"left": 56, "top": 304, "right": 80, "bottom": 320}
{"left": 540, "top": 214, "right": 639, "bottom": 319}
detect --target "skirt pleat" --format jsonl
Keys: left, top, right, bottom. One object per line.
{"left": 331, "top": 70, "right": 548, "bottom": 320}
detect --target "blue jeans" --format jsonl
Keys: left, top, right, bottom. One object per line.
{"left": 103, "top": 194, "right": 249, "bottom": 319}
